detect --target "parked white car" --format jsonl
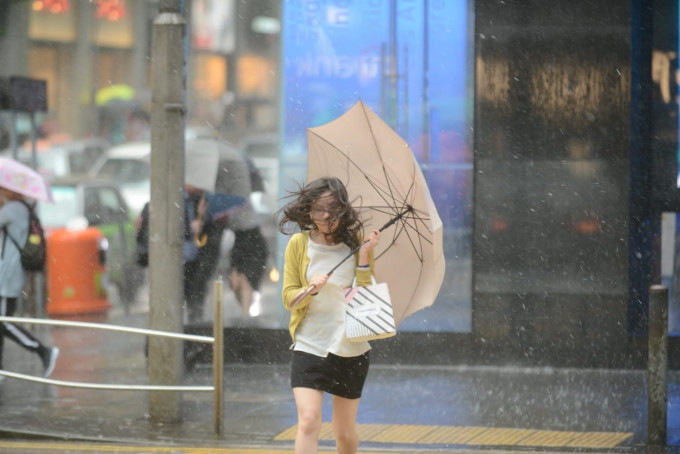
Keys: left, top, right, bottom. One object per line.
{"left": 88, "top": 141, "right": 151, "bottom": 216}
{"left": 3, "top": 138, "right": 110, "bottom": 180}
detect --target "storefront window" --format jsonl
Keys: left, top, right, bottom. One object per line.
{"left": 93, "top": 0, "right": 133, "bottom": 48}
{"left": 191, "top": 0, "right": 235, "bottom": 54}
{"left": 29, "top": 0, "right": 76, "bottom": 42}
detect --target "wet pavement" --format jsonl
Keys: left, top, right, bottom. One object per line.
{"left": 1, "top": 299, "right": 680, "bottom": 453}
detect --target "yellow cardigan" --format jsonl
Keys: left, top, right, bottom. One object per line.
{"left": 282, "top": 231, "right": 375, "bottom": 342}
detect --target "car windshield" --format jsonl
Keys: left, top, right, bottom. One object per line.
{"left": 96, "top": 159, "right": 150, "bottom": 184}
{"left": 38, "top": 186, "right": 79, "bottom": 228}
{"left": 16, "top": 151, "right": 91, "bottom": 180}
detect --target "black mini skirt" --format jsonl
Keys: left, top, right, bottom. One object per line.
{"left": 290, "top": 350, "right": 370, "bottom": 399}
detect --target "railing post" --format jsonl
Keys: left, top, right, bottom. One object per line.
{"left": 648, "top": 285, "right": 668, "bottom": 446}
{"left": 213, "top": 278, "right": 224, "bottom": 436}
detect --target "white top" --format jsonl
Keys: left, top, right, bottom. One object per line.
{"left": 293, "top": 237, "right": 371, "bottom": 358}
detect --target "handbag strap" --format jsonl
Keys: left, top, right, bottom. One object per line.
{"left": 351, "top": 275, "right": 377, "bottom": 287}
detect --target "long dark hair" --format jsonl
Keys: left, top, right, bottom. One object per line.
{"left": 277, "top": 177, "right": 363, "bottom": 249}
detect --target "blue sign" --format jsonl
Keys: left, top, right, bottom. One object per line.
{"left": 282, "top": 0, "right": 469, "bottom": 166}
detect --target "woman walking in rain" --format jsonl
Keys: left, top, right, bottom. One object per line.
{"left": 278, "top": 177, "right": 381, "bottom": 454}
{"left": 0, "top": 188, "right": 59, "bottom": 378}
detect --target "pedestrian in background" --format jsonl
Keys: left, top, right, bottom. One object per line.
{"left": 136, "top": 184, "right": 216, "bottom": 323}
{"left": 183, "top": 186, "right": 215, "bottom": 322}
{"left": 277, "top": 177, "right": 381, "bottom": 454}
{"left": 0, "top": 188, "right": 59, "bottom": 378}
{"left": 136, "top": 142, "right": 221, "bottom": 324}
{"left": 214, "top": 145, "right": 268, "bottom": 317}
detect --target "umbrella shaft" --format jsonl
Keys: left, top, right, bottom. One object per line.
{"left": 326, "top": 207, "right": 411, "bottom": 275}
{"left": 378, "top": 206, "right": 411, "bottom": 232}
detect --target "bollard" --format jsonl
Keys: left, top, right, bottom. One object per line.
{"left": 648, "top": 285, "right": 668, "bottom": 446}
{"left": 213, "top": 278, "right": 224, "bottom": 436}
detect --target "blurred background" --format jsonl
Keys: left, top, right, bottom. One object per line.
{"left": 0, "top": 0, "right": 472, "bottom": 336}
{"left": 1, "top": 0, "right": 680, "bottom": 368}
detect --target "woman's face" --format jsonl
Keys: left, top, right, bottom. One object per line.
{"left": 310, "top": 190, "right": 341, "bottom": 235}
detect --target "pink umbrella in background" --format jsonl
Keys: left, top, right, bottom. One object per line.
{"left": 0, "top": 157, "right": 53, "bottom": 203}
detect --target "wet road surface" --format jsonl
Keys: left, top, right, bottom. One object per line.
{"left": 0, "top": 303, "right": 678, "bottom": 452}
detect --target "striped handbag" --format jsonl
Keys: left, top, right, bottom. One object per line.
{"left": 344, "top": 277, "right": 396, "bottom": 342}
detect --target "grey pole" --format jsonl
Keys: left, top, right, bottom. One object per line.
{"left": 648, "top": 285, "right": 668, "bottom": 446}
{"left": 213, "top": 278, "right": 224, "bottom": 436}
{"left": 148, "top": 0, "right": 187, "bottom": 423}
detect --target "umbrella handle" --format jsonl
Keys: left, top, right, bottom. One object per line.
{"left": 325, "top": 206, "right": 413, "bottom": 276}
{"left": 194, "top": 233, "right": 207, "bottom": 248}
{"left": 289, "top": 269, "right": 336, "bottom": 308}
{"left": 289, "top": 285, "right": 316, "bottom": 308}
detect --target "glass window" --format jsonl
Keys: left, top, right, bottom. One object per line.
{"left": 93, "top": 0, "right": 134, "bottom": 48}
{"left": 29, "top": 1, "right": 76, "bottom": 42}
{"left": 37, "top": 151, "right": 69, "bottom": 178}
{"left": 97, "top": 159, "right": 149, "bottom": 184}
{"left": 99, "top": 187, "right": 125, "bottom": 221}
{"left": 38, "top": 186, "right": 79, "bottom": 228}
{"left": 66, "top": 153, "right": 89, "bottom": 174}
{"left": 191, "top": 0, "right": 235, "bottom": 53}
{"left": 84, "top": 186, "right": 125, "bottom": 225}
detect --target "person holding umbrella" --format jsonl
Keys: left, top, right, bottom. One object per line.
{"left": 278, "top": 177, "right": 381, "bottom": 454}
{"left": 0, "top": 187, "right": 59, "bottom": 378}
{"left": 135, "top": 141, "right": 226, "bottom": 323}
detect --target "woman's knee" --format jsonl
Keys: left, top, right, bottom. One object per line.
{"left": 297, "top": 409, "right": 322, "bottom": 437}
{"left": 333, "top": 425, "right": 358, "bottom": 449}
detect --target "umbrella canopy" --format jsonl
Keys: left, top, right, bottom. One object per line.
{"left": 306, "top": 100, "right": 445, "bottom": 326}
{"left": 185, "top": 138, "right": 220, "bottom": 192}
{"left": 95, "top": 84, "right": 135, "bottom": 106}
{"left": 186, "top": 138, "right": 247, "bottom": 219}
{"left": 0, "top": 157, "right": 53, "bottom": 203}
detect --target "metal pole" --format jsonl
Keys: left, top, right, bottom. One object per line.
{"left": 29, "top": 111, "right": 37, "bottom": 169}
{"left": 213, "top": 278, "right": 224, "bottom": 436}
{"left": 148, "top": 0, "right": 187, "bottom": 423}
{"left": 28, "top": 111, "right": 42, "bottom": 318}
{"left": 648, "top": 285, "right": 668, "bottom": 446}
{"left": 422, "top": 0, "right": 430, "bottom": 163}
{"left": 388, "top": 0, "right": 398, "bottom": 128}
{"left": 9, "top": 110, "right": 17, "bottom": 158}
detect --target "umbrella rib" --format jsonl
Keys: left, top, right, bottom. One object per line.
{"left": 308, "top": 129, "right": 414, "bottom": 220}
{"left": 368, "top": 176, "right": 435, "bottom": 251}
{"left": 356, "top": 171, "right": 436, "bottom": 258}
{"left": 308, "top": 118, "right": 434, "bottom": 264}
{"left": 361, "top": 103, "right": 403, "bottom": 213}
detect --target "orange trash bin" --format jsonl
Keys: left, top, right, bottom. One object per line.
{"left": 46, "top": 227, "right": 110, "bottom": 317}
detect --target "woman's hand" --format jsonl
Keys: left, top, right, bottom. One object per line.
{"left": 197, "top": 195, "right": 207, "bottom": 219}
{"left": 308, "top": 273, "right": 330, "bottom": 294}
{"left": 361, "top": 229, "right": 381, "bottom": 252}
{"left": 190, "top": 219, "right": 204, "bottom": 235}
{"left": 191, "top": 195, "right": 207, "bottom": 235}
{"left": 358, "top": 229, "right": 381, "bottom": 267}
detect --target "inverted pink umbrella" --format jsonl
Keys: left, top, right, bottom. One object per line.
{"left": 0, "top": 157, "right": 53, "bottom": 203}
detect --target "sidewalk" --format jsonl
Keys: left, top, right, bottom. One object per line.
{"left": 0, "top": 304, "right": 679, "bottom": 452}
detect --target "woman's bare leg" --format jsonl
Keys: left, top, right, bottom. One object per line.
{"left": 228, "top": 269, "right": 252, "bottom": 315}
{"left": 332, "top": 395, "right": 361, "bottom": 454}
{"left": 293, "top": 387, "right": 324, "bottom": 454}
